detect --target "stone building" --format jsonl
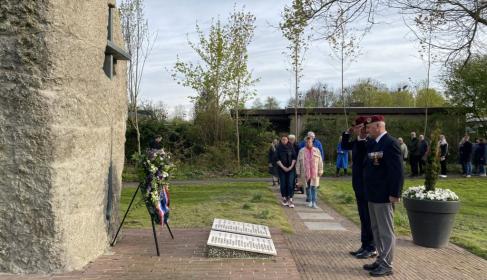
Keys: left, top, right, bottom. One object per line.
{"left": 0, "top": 0, "right": 129, "bottom": 273}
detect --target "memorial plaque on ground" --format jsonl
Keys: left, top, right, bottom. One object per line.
{"left": 207, "top": 230, "right": 277, "bottom": 257}
{"left": 212, "top": 218, "right": 271, "bottom": 238}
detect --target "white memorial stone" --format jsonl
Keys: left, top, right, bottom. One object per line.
{"left": 207, "top": 230, "right": 277, "bottom": 256}
{"left": 212, "top": 218, "right": 271, "bottom": 239}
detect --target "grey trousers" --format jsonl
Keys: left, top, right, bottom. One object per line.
{"left": 368, "top": 202, "right": 395, "bottom": 268}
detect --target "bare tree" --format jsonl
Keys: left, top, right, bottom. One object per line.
{"left": 326, "top": 5, "right": 368, "bottom": 127}
{"left": 301, "top": 0, "right": 487, "bottom": 65}
{"left": 120, "top": 0, "right": 157, "bottom": 155}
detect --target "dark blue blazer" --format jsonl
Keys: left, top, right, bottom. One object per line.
{"left": 363, "top": 133, "right": 404, "bottom": 203}
{"left": 341, "top": 132, "right": 367, "bottom": 199}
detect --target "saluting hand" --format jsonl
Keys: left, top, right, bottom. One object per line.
{"left": 389, "top": 196, "right": 400, "bottom": 203}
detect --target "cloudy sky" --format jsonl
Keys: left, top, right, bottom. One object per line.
{"left": 137, "top": 0, "right": 443, "bottom": 116}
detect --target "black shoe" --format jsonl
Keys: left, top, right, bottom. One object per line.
{"left": 363, "top": 261, "right": 380, "bottom": 271}
{"left": 355, "top": 250, "right": 378, "bottom": 259}
{"left": 369, "top": 265, "right": 393, "bottom": 277}
{"left": 350, "top": 247, "right": 365, "bottom": 256}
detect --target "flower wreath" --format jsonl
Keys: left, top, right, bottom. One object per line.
{"left": 137, "top": 148, "right": 175, "bottom": 226}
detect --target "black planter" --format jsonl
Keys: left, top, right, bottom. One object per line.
{"left": 403, "top": 197, "right": 460, "bottom": 248}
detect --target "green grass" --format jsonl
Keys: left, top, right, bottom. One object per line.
{"left": 120, "top": 182, "right": 292, "bottom": 233}
{"left": 318, "top": 178, "right": 487, "bottom": 260}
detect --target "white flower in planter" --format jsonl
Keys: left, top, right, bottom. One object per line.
{"left": 403, "top": 186, "right": 459, "bottom": 201}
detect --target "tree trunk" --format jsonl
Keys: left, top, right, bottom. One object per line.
{"left": 294, "top": 43, "right": 299, "bottom": 137}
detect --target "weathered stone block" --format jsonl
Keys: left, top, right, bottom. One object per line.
{"left": 0, "top": 0, "right": 128, "bottom": 273}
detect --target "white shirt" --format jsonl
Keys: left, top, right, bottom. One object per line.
{"left": 375, "top": 131, "right": 388, "bottom": 143}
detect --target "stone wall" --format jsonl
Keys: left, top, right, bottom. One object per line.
{"left": 0, "top": 0, "right": 128, "bottom": 273}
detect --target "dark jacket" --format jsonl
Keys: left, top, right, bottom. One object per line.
{"left": 363, "top": 133, "right": 404, "bottom": 203}
{"left": 408, "top": 137, "right": 420, "bottom": 157}
{"left": 459, "top": 141, "right": 473, "bottom": 162}
{"left": 291, "top": 142, "right": 300, "bottom": 158}
{"left": 419, "top": 140, "right": 428, "bottom": 158}
{"left": 275, "top": 143, "right": 297, "bottom": 170}
{"left": 439, "top": 142, "right": 449, "bottom": 158}
{"left": 149, "top": 140, "right": 163, "bottom": 150}
{"left": 341, "top": 132, "right": 368, "bottom": 199}
{"left": 474, "top": 143, "right": 486, "bottom": 165}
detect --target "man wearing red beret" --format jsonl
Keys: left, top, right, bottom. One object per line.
{"left": 341, "top": 116, "right": 377, "bottom": 259}
{"left": 362, "top": 115, "right": 404, "bottom": 277}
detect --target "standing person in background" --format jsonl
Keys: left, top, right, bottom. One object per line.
{"left": 473, "top": 139, "right": 480, "bottom": 175}
{"left": 439, "top": 135, "right": 449, "bottom": 178}
{"left": 149, "top": 135, "right": 163, "bottom": 150}
{"left": 296, "top": 136, "right": 324, "bottom": 208}
{"left": 299, "top": 131, "right": 324, "bottom": 202}
{"left": 398, "top": 137, "right": 408, "bottom": 171}
{"left": 288, "top": 134, "right": 300, "bottom": 156}
{"left": 418, "top": 135, "right": 428, "bottom": 176}
{"left": 341, "top": 116, "right": 377, "bottom": 259}
{"left": 275, "top": 135, "right": 297, "bottom": 208}
{"left": 474, "top": 138, "right": 486, "bottom": 177}
{"left": 336, "top": 136, "right": 349, "bottom": 176}
{"left": 459, "top": 135, "right": 473, "bottom": 178}
{"left": 363, "top": 115, "right": 404, "bottom": 277}
{"left": 268, "top": 139, "right": 280, "bottom": 186}
{"left": 299, "top": 131, "right": 324, "bottom": 161}
{"left": 408, "top": 132, "right": 420, "bottom": 177}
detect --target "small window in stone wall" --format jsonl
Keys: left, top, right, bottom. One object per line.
{"left": 104, "top": 4, "right": 129, "bottom": 79}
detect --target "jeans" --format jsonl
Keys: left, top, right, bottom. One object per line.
{"left": 462, "top": 161, "right": 472, "bottom": 175}
{"left": 309, "top": 185, "right": 317, "bottom": 203}
{"left": 479, "top": 165, "right": 486, "bottom": 175}
{"left": 278, "top": 169, "right": 295, "bottom": 198}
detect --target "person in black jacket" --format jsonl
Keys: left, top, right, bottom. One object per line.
{"left": 418, "top": 135, "right": 428, "bottom": 175}
{"left": 408, "top": 132, "right": 420, "bottom": 177}
{"left": 275, "top": 135, "right": 297, "bottom": 208}
{"left": 149, "top": 135, "right": 163, "bottom": 150}
{"left": 362, "top": 115, "right": 404, "bottom": 277}
{"left": 268, "top": 139, "right": 279, "bottom": 186}
{"left": 341, "top": 116, "right": 377, "bottom": 259}
{"left": 474, "top": 138, "right": 486, "bottom": 176}
{"left": 459, "top": 135, "right": 473, "bottom": 177}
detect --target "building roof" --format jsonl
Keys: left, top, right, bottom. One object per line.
{"left": 236, "top": 107, "right": 454, "bottom": 117}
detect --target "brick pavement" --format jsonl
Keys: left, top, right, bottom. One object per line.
{"left": 278, "top": 186, "right": 487, "bottom": 280}
{"left": 0, "top": 229, "right": 300, "bottom": 280}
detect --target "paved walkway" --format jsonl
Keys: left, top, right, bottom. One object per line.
{"left": 277, "top": 187, "right": 487, "bottom": 280}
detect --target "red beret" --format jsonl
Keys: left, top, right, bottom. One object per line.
{"left": 353, "top": 116, "right": 367, "bottom": 126}
{"left": 365, "top": 115, "right": 385, "bottom": 124}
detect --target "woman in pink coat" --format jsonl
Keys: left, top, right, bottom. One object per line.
{"left": 296, "top": 136, "right": 324, "bottom": 208}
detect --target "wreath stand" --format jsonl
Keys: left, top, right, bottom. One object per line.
{"left": 110, "top": 183, "right": 174, "bottom": 256}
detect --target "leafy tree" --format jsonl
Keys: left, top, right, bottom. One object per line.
{"left": 445, "top": 55, "right": 487, "bottom": 135}
{"left": 415, "top": 88, "right": 446, "bottom": 107}
{"left": 226, "top": 7, "right": 258, "bottom": 169}
{"left": 172, "top": 18, "right": 233, "bottom": 145}
{"left": 303, "top": 82, "right": 337, "bottom": 107}
{"left": 251, "top": 97, "right": 264, "bottom": 109}
{"left": 263, "top": 96, "right": 281, "bottom": 109}
{"left": 280, "top": 0, "right": 309, "bottom": 135}
{"left": 392, "top": 90, "right": 415, "bottom": 107}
